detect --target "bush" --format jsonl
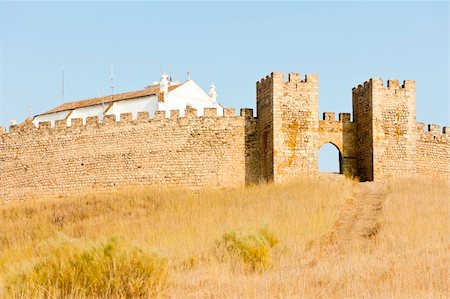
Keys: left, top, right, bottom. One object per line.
{"left": 3, "top": 235, "right": 168, "bottom": 298}
{"left": 216, "top": 226, "right": 278, "bottom": 271}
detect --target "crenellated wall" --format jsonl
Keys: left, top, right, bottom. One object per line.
{"left": 1, "top": 71, "right": 448, "bottom": 200}
{"left": 0, "top": 107, "right": 259, "bottom": 200}
{"left": 416, "top": 123, "right": 450, "bottom": 178}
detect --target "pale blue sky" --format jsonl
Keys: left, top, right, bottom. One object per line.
{"left": 0, "top": 1, "right": 448, "bottom": 171}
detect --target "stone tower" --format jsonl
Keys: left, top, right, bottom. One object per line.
{"left": 257, "top": 72, "right": 319, "bottom": 182}
{"left": 352, "top": 78, "right": 417, "bottom": 181}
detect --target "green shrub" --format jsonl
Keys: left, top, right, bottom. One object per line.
{"left": 216, "top": 226, "right": 278, "bottom": 271}
{"left": 3, "top": 235, "right": 168, "bottom": 298}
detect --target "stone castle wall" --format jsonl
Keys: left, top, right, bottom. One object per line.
{"left": 0, "top": 108, "right": 259, "bottom": 200}
{"left": 416, "top": 123, "right": 450, "bottom": 177}
{"left": 0, "top": 71, "right": 448, "bottom": 200}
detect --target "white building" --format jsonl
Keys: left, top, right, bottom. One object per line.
{"left": 32, "top": 74, "right": 224, "bottom": 127}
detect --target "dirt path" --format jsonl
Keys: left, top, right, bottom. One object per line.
{"left": 309, "top": 182, "right": 387, "bottom": 265}
{"left": 331, "top": 182, "right": 386, "bottom": 246}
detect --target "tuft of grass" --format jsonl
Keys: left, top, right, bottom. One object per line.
{"left": 3, "top": 235, "right": 168, "bottom": 298}
{"left": 343, "top": 169, "right": 360, "bottom": 182}
{"left": 258, "top": 225, "right": 279, "bottom": 248}
{"left": 215, "top": 226, "right": 278, "bottom": 271}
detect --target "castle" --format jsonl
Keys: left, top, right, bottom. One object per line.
{"left": 1, "top": 72, "right": 449, "bottom": 200}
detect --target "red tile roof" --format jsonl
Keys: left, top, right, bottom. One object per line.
{"left": 38, "top": 84, "right": 181, "bottom": 116}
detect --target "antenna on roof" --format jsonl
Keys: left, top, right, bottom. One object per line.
{"left": 61, "top": 69, "right": 65, "bottom": 104}
{"left": 28, "top": 106, "right": 32, "bottom": 118}
{"left": 110, "top": 63, "right": 114, "bottom": 96}
{"left": 186, "top": 69, "right": 191, "bottom": 81}
{"left": 101, "top": 87, "right": 105, "bottom": 112}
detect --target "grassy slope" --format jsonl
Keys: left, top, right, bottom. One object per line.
{"left": 0, "top": 176, "right": 448, "bottom": 298}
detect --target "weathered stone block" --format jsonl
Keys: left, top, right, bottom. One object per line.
{"left": 223, "top": 108, "right": 235, "bottom": 117}
{"left": 204, "top": 108, "right": 217, "bottom": 117}
{"left": 120, "top": 113, "right": 132, "bottom": 123}
{"left": 39, "top": 121, "right": 51, "bottom": 129}
{"left": 137, "top": 112, "right": 150, "bottom": 122}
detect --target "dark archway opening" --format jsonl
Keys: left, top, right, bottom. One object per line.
{"left": 318, "top": 143, "right": 342, "bottom": 174}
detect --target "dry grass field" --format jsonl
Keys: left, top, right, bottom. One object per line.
{"left": 0, "top": 175, "right": 449, "bottom": 298}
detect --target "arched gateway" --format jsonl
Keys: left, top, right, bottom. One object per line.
{"left": 318, "top": 143, "right": 342, "bottom": 174}
{"left": 318, "top": 112, "right": 357, "bottom": 176}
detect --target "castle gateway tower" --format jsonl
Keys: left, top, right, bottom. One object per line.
{"left": 256, "top": 72, "right": 448, "bottom": 182}
{"left": 257, "top": 73, "right": 319, "bottom": 182}
{"left": 352, "top": 79, "right": 417, "bottom": 181}
{"left": 257, "top": 72, "right": 359, "bottom": 182}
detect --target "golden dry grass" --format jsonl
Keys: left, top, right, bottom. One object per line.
{"left": 0, "top": 175, "right": 448, "bottom": 298}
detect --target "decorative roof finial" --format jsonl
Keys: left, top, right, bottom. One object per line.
{"left": 209, "top": 83, "right": 217, "bottom": 103}
{"left": 160, "top": 73, "right": 170, "bottom": 94}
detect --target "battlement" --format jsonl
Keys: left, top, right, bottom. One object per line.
{"left": 240, "top": 108, "right": 254, "bottom": 118}
{"left": 427, "top": 124, "right": 441, "bottom": 135}
{"left": 286, "top": 73, "right": 318, "bottom": 84}
{"left": 321, "top": 112, "right": 352, "bottom": 123}
{"left": 2, "top": 107, "right": 253, "bottom": 137}
{"left": 256, "top": 72, "right": 318, "bottom": 88}
{"left": 322, "top": 112, "right": 335, "bottom": 121}
{"left": 352, "top": 78, "right": 416, "bottom": 93}
{"left": 256, "top": 72, "right": 276, "bottom": 88}
{"left": 416, "top": 122, "right": 449, "bottom": 140}
{"left": 339, "top": 113, "right": 351, "bottom": 122}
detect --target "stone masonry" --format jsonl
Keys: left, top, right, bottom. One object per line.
{"left": 0, "top": 72, "right": 449, "bottom": 200}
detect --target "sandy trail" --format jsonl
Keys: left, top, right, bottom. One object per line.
{"left": 309, "top": 181, "right": 387, "bottom": 265}
{"left": 331, "top": 182, "right": 386, "bottom": 245}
